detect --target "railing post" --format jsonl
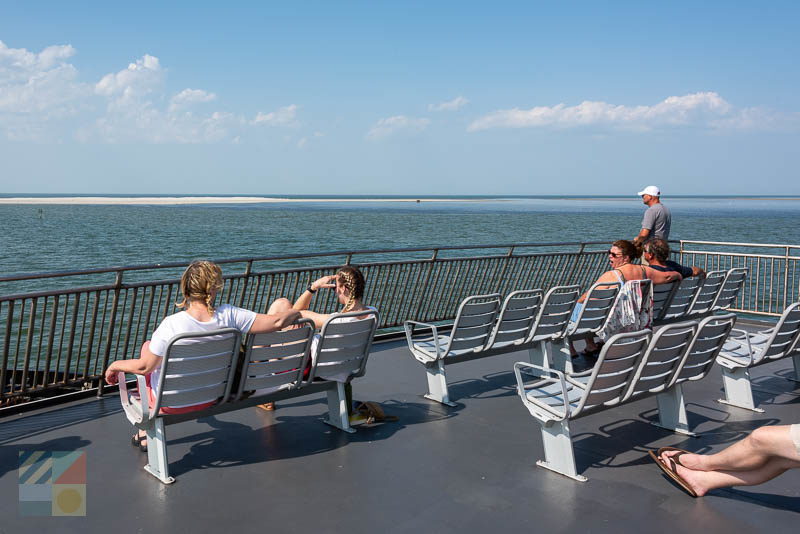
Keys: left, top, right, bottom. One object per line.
{"left": 238, "top": 260, "right": 253, "bottom": 308}
{"left": 783, "top": 246, "right": 790, "bottom": 311}
{"left": 493, "top": 246, "right": 516, "bottom": 293}
{"left": 97, "top": 270, "right": 123, "bottom": 398}
{"left": 345, "top": 253, "right": 353, "bottom": 266}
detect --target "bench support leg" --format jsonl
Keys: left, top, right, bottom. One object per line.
{"left": 143, "top": 419, "right": 175, "bottom": 484}
{"left": 654, "top": 384, "right": 694, "bottom": 436}
{"left": 551, "top": 339, "right": 573, "bottom": 373}
{"left": 528, "top": 341, "right": 551, "bottom": 368}
{"left": 424, "top": 360, "right": 457, "bottom": 407}
{"left": 324, "top": 382, "right": 356, "bottom": 433}
{"left": 536, "top": 420, "right": 586, "bottom": 482}
{"left": 718, "top": 366, "right": 763, "bottom": 413}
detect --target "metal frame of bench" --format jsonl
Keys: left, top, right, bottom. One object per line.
{"left": 405, "top": 286, "right": 580, "bottom": 406}
{"left": 118, "top": 311, "right": 379, "bottom": 484}
{"left": 512, "top": 317, "right": 731, "bottom": 481}
{"left": 716, "top": 302, "right": 800, "bottom": 412}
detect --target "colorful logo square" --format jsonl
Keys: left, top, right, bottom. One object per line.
{"left": 18, "top": 450, "right": 86, "bottom": 516}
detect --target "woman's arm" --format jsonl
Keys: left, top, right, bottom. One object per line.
{"left": 249, "top": 309, "right": 302, "bottom": 333}
{"left": 299, "top": 309, "right": 331, "bottom": 329}
{"left": 293, "top": 275, "right": 336, "bottom": 311}
{"left": 104, "top": 341, "right": 161, "bottom": 384}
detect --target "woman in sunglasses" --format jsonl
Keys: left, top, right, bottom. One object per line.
{"left": 570, "top": 239, "right": 681, "bottom": 357}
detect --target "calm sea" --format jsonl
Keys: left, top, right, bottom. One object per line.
{"left": 1, "top": 196, "right": 799, "bottom": 277}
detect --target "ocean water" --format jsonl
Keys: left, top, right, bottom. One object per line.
{"left": 1, "top": 196, "right": 799, "bottom": 278}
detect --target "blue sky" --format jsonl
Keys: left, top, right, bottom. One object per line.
{"left": 1, "top": 1, "right": 798, "bottom": 195}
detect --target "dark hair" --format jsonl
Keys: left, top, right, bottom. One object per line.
{"left": 643, "top": 239, "right": 670, "bottom": 262}
{"left": 335, "top": 266, "right": 365, "bottom": 312}
{"left": 611, "top": 239, "right": 639, "bottom": 261}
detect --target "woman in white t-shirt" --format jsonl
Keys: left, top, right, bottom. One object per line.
{"left": 104, "top": 260, "right": 301, "bottom": 451}
{"left": 260, "top": 266, "right": 375, "bottom": 411}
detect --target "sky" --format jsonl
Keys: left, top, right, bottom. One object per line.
{"left": 0, "top": 1, "right": 798, "bottom": 196}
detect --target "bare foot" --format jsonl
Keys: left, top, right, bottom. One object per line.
{"left": 658, "top": 454, "right": 710, "bottom": 496}
{"left": 257, "top": 402, "right": 275, "bottom": 411}
{"left": 660, "top": 449, "right": 707, "bottom": 471}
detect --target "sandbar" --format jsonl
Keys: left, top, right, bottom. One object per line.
{"left": 0, "top": 196, "right": 493, "bottom": 205}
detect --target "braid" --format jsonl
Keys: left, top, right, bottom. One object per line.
{"left": 177, "top": 260, "right": 223, "bottom": 314}
{"left": 336, "top": 266, "right": 365, "bottom": 313}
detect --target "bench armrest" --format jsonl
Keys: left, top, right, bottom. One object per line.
{"left": 513, "top": 362, "right": 569, "bottom": 421}
{"left": 118, "top": 372, "right": 152, "bottom": 425}
{"left": 404, "top": 320, "right": 443, "bottom": 359}
{"left": 719, "top": 327, "right": 755, "bottom": 366}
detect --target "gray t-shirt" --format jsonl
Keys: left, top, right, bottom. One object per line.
{"left": 641, "top": 202, "right": 671, "bottom": 240}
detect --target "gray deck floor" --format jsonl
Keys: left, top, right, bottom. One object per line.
{"left": 1, "top": 323, "right": 799, "bottom": 533}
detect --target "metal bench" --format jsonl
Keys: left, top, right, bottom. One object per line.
{"left": 513, "top": 316, "right": 732, "bottom": 481}
{"left": 716, "top": 302, "right": 800, "bottom": 412}
{"left": 405, "top": 286, "right": 580, "bottom": 406}
{"left": 118, "top": 311, "right": 379, "bottom": 484}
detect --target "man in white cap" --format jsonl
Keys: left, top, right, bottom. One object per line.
{"left": 633, "top": 185, "right": 671, "bottom": 248}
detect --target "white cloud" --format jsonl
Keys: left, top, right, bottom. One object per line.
{"left": 366, "top": 115, "right": 430, "bottom": 140}
{"left": 252, "top": 104, "right": 298, "bottom": 126}
{"left": 169, "top": 88, "right": 217, "bottom": 112}
{"left": 0, "top": 40, "right": 89, "bottom": 140}
{"left": 0, "top": 41, "right": 306, "bottom": 144}
{"left": 428, "top": 96, "right": 469, "bottom": 112}
{"left": 467, "top": 92, "right": 794, "bottom": 132}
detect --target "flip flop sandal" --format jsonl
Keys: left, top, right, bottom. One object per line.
{"left": 131, "top": 432, "right": 147, "bottom": 453}
{"left": 648, "top": 448, "right": 697, "bottom": 497}
{"left": 353, "top": 401, "right": 399, "bottom": 424}
{"left": 257, "top": 402, "right": 276, "bottom": 411}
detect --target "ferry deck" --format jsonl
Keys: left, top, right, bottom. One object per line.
{"left": 1, "top": 318, "right": 798, "bottom": 533}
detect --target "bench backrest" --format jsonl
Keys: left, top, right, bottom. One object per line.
{"left": 660, "top": 276, "right": 704, "bottom": 322}
{"left": 527, "top": 285, "right": 581, "bottom": 342}
{"left": 651, "top": 281, "right": 679, "bottom": 322}
{"left": 153, "top": 328, "right": 242, "bottom": 414}
{"left": 308, "top": 309, "right": 380, "bottom": 381}
{"left": 623, "top": 321, "right": 696, "bottom": 400}
{"left": 572, "top": 329, "right": 650, "bottom": 417}
{"left": 669, "top": 313, "right": 736, "bottom": 386}
{"left": 567, "top": 281, "right": 621, "bottom": 335}
{"left": 712, "top": 268, "right": 748, "bottom": 311}
{"left": 236, "top": 319, "right": 316, "bottom": 400}
{"left": 760, "top": 302, "right": 800, "bottom": 363}
{"left": 486, "top": 289, "right": 543, "bottom": 348}
{"left": 443, "top": 294, "right": 501, "bottom": 354}
{"left": 688, "top": 270, "right": 726, "bottom": 316}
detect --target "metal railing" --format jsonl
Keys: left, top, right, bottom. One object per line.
{"left": 678, "top": 241, "right": 800, "bottom": 316}
{"left": 2, "top": 239, "right": 799, "bottom": 407}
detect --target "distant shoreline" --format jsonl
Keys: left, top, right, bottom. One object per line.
{"left": 0, "top": 196, "right": 493, "bottom": 205}
{"left": 0, "top": 195, "right": 798, "bottom": 205}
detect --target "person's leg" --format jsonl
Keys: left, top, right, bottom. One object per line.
{"left": 665, "top": 455, "right": 797, "bottom": 497}
{"left": 662, "top": 425, "right": 800, "bottom": 472}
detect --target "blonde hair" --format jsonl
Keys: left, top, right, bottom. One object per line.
{"left": 336, "top": 266, "right": 365, "bottom": 313}
{"left": 177, "top": 260, "right": 223, "bottom": 314}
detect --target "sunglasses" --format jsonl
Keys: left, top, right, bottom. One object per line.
{"left": 607, "top": 250, "right": 623, "bottom": 258}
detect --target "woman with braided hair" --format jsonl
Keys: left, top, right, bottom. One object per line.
{"left": 260, "top": 266, "right": 376, "bottom": 413}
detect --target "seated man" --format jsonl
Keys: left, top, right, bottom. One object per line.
{"left": 642, "top": 239, "right": 704, "bottom": 279}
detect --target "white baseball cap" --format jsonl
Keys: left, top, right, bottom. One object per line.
{"left": 637, "top": 185, "right": 660, "bottom": 197}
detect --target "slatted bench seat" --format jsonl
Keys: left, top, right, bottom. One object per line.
{"left": 717, "top": 302, "right": 800, "bottom": 412}
{"left": 118, "top": 311, "right": 379, "bottom": 484}
{"left": 405, "top": 286, "right": 580, "bottom": 406}
{"left": 513, "top": 313, "right": 736, "bottom": 481}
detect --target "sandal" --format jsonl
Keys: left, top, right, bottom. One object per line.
{"left": 257, "top": 402, "right": 275, "bottom": 411}
{"left": 131, "top": 431, "right": 147, "bottom": 453}
{"left": 350, "top": 401, "right": 399, "bottom": 425}
{"left": 648, "top": 447, "right": 697, "bottom": 497}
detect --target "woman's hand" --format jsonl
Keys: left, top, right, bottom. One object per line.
{"left": 104, "top": 363, "right": 119, "bottom": 385}
{"left": 311, "top": 275, "right": 337, "bottom": 292}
